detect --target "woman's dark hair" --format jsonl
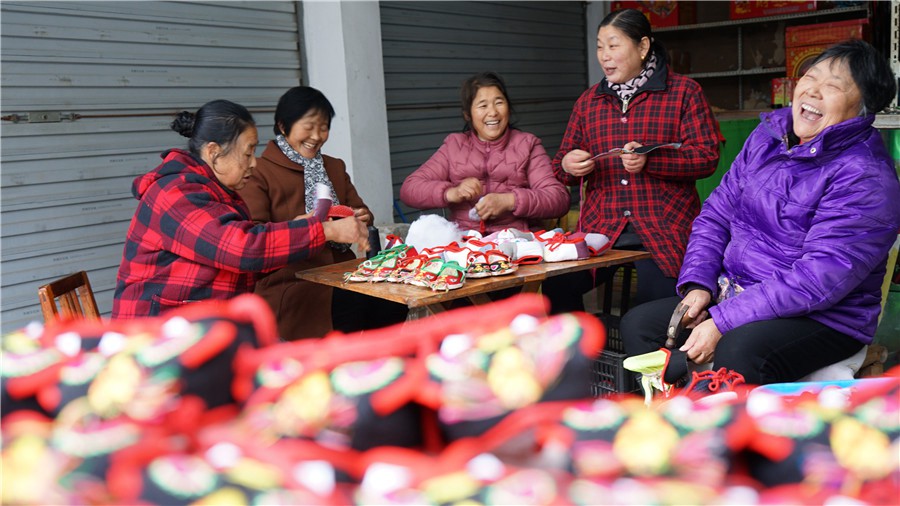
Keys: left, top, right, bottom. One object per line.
{"left": 598, "top": 9, "right": 666, "bottom": 66}
{"left": 273, "top": 86, "right": 336, "bottom": 136}
{"left": 459, "top": 71, "right": 514, "bottom": 132}
{"left": 809, "top": 39, "right": 897, "bottom": 115}
{"left": 171, "top": 100, "right": 255, "bottom": 156}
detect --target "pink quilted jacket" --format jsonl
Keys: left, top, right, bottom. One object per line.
{"left": 400, "top": 129, "right": 569, "bottom": 233}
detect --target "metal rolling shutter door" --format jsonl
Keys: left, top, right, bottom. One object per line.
{"left": 0, "top": 1, "right": 302, "bottom": 332}
{"left": 380, "top": 1, "right": 587, "bottom": 223}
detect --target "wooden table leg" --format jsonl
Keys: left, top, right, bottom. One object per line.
{"left": 521, "top": 281, "right": 542, "bottom": 294}
{"left": 467, "top": 293, "right": 493, "bottom": 306}
{"left": 407, "top": 304, "right": 446, "bottom": 321}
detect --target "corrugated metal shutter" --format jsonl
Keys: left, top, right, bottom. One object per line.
{"left": 380, "top": 1, "right": 586, "bottom": 223}
{"left": 0, "top": 1, "right": 302, "bottom": 332}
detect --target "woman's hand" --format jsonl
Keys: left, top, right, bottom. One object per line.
{"left": 561, "top": 149, "right": 595, "bottom": 177}
{"left": 680, "top": 319, "right": 722, "bottom": 365}
{"left": 322, "top": 217, "right": 369, "bottom": 253}
{"left": 621, "top": 141, "right": 648, "bottom": 174}
{"left": 446, "top": 177, "right": 483, "bottom": 204}
{"left": 474, "top": 192, "right": 515, "bottom": 221}
{"left": 680, "top": 289, "right": 711, "bottom": 328}
{"left": 353, "top": 207, "right": 373, "bottom": 226}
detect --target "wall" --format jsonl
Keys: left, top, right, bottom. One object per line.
{"left": 301, "top": 1, "right": 394, "bottom": 227}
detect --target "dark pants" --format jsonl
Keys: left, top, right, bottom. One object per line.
{"left": 541, "top": 254, "right": 677, "bottom": 314}
{"left": 331, "top": 288, "right": 409, "bottom": 333}
{"left": 620, "top": 296, "right": 865, "bottom": 385}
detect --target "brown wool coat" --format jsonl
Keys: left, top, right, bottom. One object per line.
{"left": 239, "top": 140, "right": 371, "bottom": 340}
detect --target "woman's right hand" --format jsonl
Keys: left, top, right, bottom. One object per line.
{"left": 322, "top": 217, "right": 369, "bottom": 253}
{"left": 561, "top": 150, "right": 595, "bottom": 177}
{"left": 446, "top": 177, "right": 483, "bottom": 204}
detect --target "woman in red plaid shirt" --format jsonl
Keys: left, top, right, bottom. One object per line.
{"left": 547, "top": 8, "right": 720, "bottom": 313}
{"left": 112, "top": 100, "right": 369, "bottom": 319}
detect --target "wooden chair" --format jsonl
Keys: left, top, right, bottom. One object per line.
{"left": 38, "top": 271, "right": 100, "bottom": 323}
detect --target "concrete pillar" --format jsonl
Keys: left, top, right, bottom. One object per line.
{"left": 301, "top": 0, "right": 393, "bottom": 226}
{"left": 586, "top": 1, "right": 608, "bottom": 86}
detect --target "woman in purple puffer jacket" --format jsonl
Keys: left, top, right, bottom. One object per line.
{"left": 400, "top": 72, "right": 569, "bottom": 234}
{"left": 622, "top": 39, "right": 900, "bottom": 385}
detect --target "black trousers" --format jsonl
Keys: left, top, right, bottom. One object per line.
{"left": 331, "top": 288, "right": 409, "bottom": 333}
{"left": 541, "top": 254, "right": 677, "bottom": 314}
{"left": 620, "top": 296, "right": 865, "bottom": 385}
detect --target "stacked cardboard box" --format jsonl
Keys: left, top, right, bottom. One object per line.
{"left": 730, "top": 1, "right": 817, "bottom": 20}
{"left": 610, "top": 1, "right": 696, "bottom": 28}
{"left": 785, "top": 18, "right": 869, "bottom": 78}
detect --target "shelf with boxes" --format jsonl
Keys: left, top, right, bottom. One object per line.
{"left": 650, "top": 3, "right": 871, "bottom": 111}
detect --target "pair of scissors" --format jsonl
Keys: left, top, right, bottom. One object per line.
{"left": 589, "top": 142, "right": 683, "bottom": 161}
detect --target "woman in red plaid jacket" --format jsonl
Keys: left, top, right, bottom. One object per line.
{"left": 112, "top": 100, "right": 369, "bottom": 319}
{"left": 547, "top": 8, "right": 720, "bottom": 313}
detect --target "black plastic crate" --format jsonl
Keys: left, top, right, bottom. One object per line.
{"left": 591, "top": 349, "right": 641, "bottom": 397}
{"left": 596, "top": 314, "right": 623, "bottom": 353}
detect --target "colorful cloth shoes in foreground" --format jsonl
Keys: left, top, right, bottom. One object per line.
{"left": 1, "top": 294, "right": 278, "bottom": 421}
{"left": 3, "top": 293, "right": 899, "bottom": 505}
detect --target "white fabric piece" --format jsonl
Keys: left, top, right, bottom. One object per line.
{"left": 405, "top": 214, "right": 463, "bottom": 252}
{"left": 800, "top": 345, "right": 867, "bottom": 382}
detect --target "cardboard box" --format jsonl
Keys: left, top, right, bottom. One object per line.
{"left": 611, "top": 1, "right": 696, "bottom": 28}
{"left": 785, "top": 19, "right": 868, "bottom": 47}
{"left": 786, "top": 44, "right": 829, "bottom": 78}
{"left": 730, "top": 1, "right": 816, "bottom": 20}
{"left": 771, "top": 77, "right": 796, "bottom": 107}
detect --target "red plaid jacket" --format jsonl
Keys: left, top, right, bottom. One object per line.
{"left": 553, "top": 63, "right": 720, "bottom": 277}
{"left": 112, "top": 149, "right": 326, "bottom": 319}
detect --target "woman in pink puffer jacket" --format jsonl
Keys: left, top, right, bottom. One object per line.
{"left": 400, "top": 72, "right": 569, "bottom": 234}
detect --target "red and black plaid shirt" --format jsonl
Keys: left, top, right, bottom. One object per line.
{"left": 553, "top": 65, "right": 720, "bottom": 277}
{"left": 112, "top": 149, "right": 326, "bottom": 319}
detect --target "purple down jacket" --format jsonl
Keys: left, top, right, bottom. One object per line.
{"left": 678, "top": 108, "right": 900, "bottom": 343}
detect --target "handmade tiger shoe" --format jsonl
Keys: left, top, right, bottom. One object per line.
{"left": 428, "top": 261, "right": 467, "bottom": 292}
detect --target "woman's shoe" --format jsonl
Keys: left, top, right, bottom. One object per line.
{"left": 486, "top": 250, "right": 517, "bottom": 276}
{"left": 428, "top": 260, "right": 467, "bottom": 292}
{"left": 406, "top": 257, "right": 446, "bottom": 287}
{"left": 343, "top": 245, "right": 412, "bottom": 283}
{"left": 464, "top": 250, "right": 493, "bottom": 279}
{"left": 385, "top": 254, "right": 430, "bottom": 283}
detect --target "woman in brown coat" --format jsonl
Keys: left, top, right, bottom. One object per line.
{"left": 240, "top": 86, "right": 405, "bottom": 339}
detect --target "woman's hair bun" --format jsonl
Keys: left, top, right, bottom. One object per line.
{"left": 170, "top": 111, "right": 196, "bottom": 138}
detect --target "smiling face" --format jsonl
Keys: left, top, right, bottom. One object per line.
{"left": 791, "top": 58, "right": 862, "bottom": 144}
{"left": 207, "top": 126, "right": 258, "bottom": 191}
{"left": 597, "top": 25, "right": 649, "bottom": 84}
{"left": 284, "top": 109, "right": 330, "bottom": 159}
{"left": 467, "top": 85, "right": 509, "bottom": 142}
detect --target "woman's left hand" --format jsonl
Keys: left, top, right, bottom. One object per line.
{"left": 679, "top": 318, "right": 722, "bottom": 365}
{"left": 475, "top": 193, "right": 515, "bottom": 221}
{"left": 353, "top": 207, "right": 372, "bottom": 226}
{"left": 621, "top": 141, "right": 648, "bottom": 174}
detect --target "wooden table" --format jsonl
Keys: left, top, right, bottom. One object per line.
{"left": 298, "top": 249, "right": 651, "bottom": 320}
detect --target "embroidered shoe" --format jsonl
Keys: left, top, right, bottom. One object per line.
{"left": 370, "top": 246, "right": 418, "bottom": 282}
{"left": 344, "top": 245, "right": 412, "bottom": 283}
{"left": 569, "top": 232, "right": 612, "bottom": 256}
{"left": 407, "top": 257, "right": 446, "bottom": 287}
{"left": 385, "top": 254, "right": 430, "bottom": 284}
{"left": 428, "top": 261, "right": 467, "bottom": 292}
{"left": 539, "top": 232, "right": 590, "bottom": 262}
{"left": 486, "top": 250, "right": 517, "bottom": 276}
